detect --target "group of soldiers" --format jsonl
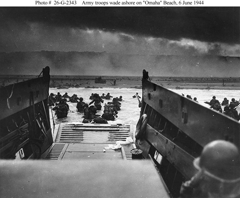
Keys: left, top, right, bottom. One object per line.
{"left": 207, "top": 96, "right": 240, "bottom": 120}
{"left": 49, "top": 92, "right": 81, "bottom": 105}
{"left": 49, "top": 92, "right": 86, "bottom": 119}
{"left": 184, "top": 94, "right": 240, "bottom": 120}
{"left": 81, "top": 93, "right": 122, "bottom": 123}
{"left": 182, "top": 94, "right": 198, "bottom": 103}
{"left": 49, "top": 91, "right": 123, "bottom": 123}
{"left": 49, "top": 92, "right": 70, "bottom": 119}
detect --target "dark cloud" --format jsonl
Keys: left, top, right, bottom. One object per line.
{"left": 0, "top": 7, "right": 239, "bottom": 44}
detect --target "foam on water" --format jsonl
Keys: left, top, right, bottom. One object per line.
{"left": 50, "top": 87, "right": 240, "bottom": 127}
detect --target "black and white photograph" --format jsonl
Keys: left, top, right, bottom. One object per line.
{"left": 0, "top": 6, "right": 240, "bottom": 198}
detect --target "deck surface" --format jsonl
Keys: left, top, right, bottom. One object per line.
{"left": 44, "top": 123, "right": 135, "bottom": 160}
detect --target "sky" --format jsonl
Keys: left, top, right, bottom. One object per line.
{"left": 0, "top": 7, "right": 240, "bottom": 56}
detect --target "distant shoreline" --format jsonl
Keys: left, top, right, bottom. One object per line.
{"left": 51, "top": 84, "right": 240, "bottom": 90}
{"left": 1, "top": 75, "right": 240, "bottom": 90}
{"left": 50, "top": 79, "right": 240, "bottom": 90}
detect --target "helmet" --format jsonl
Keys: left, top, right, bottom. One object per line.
{"left": 194, "top": 140, "right": 240, "bottom": 180}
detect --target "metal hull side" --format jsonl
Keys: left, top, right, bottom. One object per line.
{"left": 142, "top": 79, "right": 240, "bottom": 149}
{"left": 137, "top": 124, "right": 196, "bottom": 179}
{"left": 0, "top": 76, "right": 49, "bottom": 120}
{"left": 0, "top": 67, "right": 53, "bottom": 159}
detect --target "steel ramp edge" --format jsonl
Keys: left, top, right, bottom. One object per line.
{"left": 41, "top": 143, "right": 68, "bottom": 160}
{"left": 57, "top": 122, "right": 131, "bottom": 144}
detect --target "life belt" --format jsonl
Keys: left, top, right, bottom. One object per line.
{"left": 135, "top": 114, "right": 147, "bottom": 140}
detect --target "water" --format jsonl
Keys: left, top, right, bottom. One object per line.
{"left": 171, "top": 89, "right": 240, "bottom": 111}
{"left": 50, "top": 87, "right": 240, "bottom": 126}
{"left": 50, "top": 87, "right": 142, "bottom": 126}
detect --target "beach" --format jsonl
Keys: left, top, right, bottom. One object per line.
{"left": 1, "top": 75, "right": 240, "bottom": 90}
{"left": 50, "top": 75, "right": 240, "bottom": 90}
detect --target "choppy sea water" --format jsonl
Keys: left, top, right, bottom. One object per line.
{"left": 50, "top": 87, "right": 240, "bottom": 126}
{"left": 50, "top": 87, "right": 142, "bottom": 126}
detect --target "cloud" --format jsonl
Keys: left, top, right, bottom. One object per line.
{"left": 1, "top": 7, "right": 239, "bottom": 45}
{"left": 0, "top": 7, "right": 240, "bottom": 78}
{"left": 0, "top": 18, "right": 240, "bottom": 58}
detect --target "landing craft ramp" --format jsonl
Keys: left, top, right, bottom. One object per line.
{"left": 43, "top": 123, "right": 135, "bottom": 160}
{"left": 1, "top": 122, "right": 171, "bottom": 198}
{"left": 0, "top": 123, "right": 171, "bottom": 198}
